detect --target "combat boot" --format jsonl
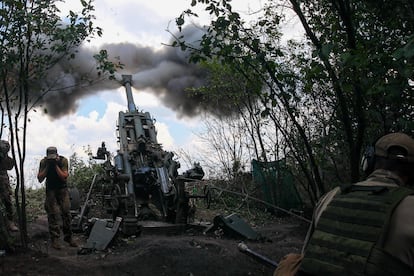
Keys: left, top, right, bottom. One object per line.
{"left": 64, "top": 236, "right": 78, "bottom": 247}
{"left": 51, "top": 239, "right": 62, "bottom": 250}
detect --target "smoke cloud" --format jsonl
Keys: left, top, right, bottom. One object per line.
{"left": 34, "top": 26, "right": 234, "bottom": 119}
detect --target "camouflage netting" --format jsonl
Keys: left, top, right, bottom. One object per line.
{"left": 252, "top": 159, "right": 303, "bottom": 211}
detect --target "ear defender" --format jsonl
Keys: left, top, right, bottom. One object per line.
{"left": 361, "top": 145, "right": 375, "bottom": 175}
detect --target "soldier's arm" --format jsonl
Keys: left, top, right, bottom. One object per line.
{"left": 37, "top": 159, "right": 48, "bottom": 183}
{"left": 3, "top": 156, "right": 14, "bottom": 170}
{"left": 55, "top": 157, "right": 69, "bottom": 181}
{"left": 0, "top": 154, "right": 14, "bottom": 171}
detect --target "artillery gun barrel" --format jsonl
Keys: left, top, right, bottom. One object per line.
{"left": 122, "top": 74, "right": 136, "bottom": 112}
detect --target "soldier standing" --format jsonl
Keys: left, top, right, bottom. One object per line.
{"left": 37, "top": 146, "right": 77, "bottom": 249}
{"left": 0, "top": 140, "right": 18, "bottom": 232}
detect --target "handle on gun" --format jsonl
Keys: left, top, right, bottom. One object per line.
{"left": 238, "top": 242, "right": 278, "bottom": 268}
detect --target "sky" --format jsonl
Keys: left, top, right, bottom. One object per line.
{"left": 21, "top": 0, "right": 269, "bottom": 187}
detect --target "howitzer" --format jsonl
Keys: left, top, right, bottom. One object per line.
{"left": 82, "top": 75, "right": 206, "bottom": 235}
{"left": 71, "top": 174, "right": 98, "bottom": 232}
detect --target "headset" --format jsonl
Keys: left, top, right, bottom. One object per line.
{"left": 360, "top": 144, "right": 376, "bottom": 175}
{"left": 360, "top": 134, "right": 384, "bottom": 175}
{"left": 360, "top": 133, "right": 411, "bottom": 175}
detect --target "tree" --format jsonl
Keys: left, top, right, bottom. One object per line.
{"left": 173, "top": 0, "right": 414, "bottom": 202}
{"left": 0, "top": 0, "right": 118, "bottom": 248}
{"left": 68, "top": 148, "right": 103, "bottom": 192}
{"left": 196, "top": 115, "right": 250, "bottom": 179}
{"left": 185, "top": 59, "right": 267, "bottom": 159}
{"left": 186, "top": 59, "right": 323, "bottom": 204}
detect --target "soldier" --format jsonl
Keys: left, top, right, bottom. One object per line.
{"left": 37, "top": 146, "right": 78, "bottom": 250}
{"left": 274, "top": 132, "right": 414, "bottom": 275}
{"left": 0, "top": 140, "right": 18, "bottom": 232}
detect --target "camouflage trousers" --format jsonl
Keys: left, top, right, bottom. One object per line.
{"left": 44, "top": 188, "right": 72, "bottom": 240}
{"left": 0, "top": 174, "right": 13, "bottom": 221}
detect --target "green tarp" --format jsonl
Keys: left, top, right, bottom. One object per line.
{"left": 252, "top": 159, "right": 302, "bottom": 211}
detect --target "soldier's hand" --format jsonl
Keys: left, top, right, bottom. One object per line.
{"left": 47, "top": 158, "right": 57, "bottom": 167}
{"left": 57, "top": 158, "right": 63, "bottom": 167}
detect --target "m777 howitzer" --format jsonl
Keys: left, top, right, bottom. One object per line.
{"left": 72, "top": 75, "right": 209, "bottom": 239}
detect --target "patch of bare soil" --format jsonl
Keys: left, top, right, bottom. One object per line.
{"left": 1, "top": 214, "right": 307, "bottom": 276}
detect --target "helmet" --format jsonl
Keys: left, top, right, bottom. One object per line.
{"left": 375, "top": 133, "right": 414, "bottom": 163}
{"left": 46, "top": 146, "right": 58, "bottom": 160}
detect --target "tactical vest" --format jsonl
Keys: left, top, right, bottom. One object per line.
{"left": 300, "top": 185, "right": 414, "bottom": 276}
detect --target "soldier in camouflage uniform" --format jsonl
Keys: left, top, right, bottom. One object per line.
{"left": 0, "top": 140, "right": 18, "bottom": 232}
{"left": 37, "top": 146, "right": 77, "bottom": 250}
{"left": 274, "top": 132, "right": 414, "bottom": 276}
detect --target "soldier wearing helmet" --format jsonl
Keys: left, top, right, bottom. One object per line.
{"left": 274, "top": 132, "right": 414, "bottom": 276}
{"left": 0, "top": 140, "right": 18, "bottom": 232}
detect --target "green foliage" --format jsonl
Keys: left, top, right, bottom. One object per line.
{"left": 25, "top": 187, "right": 46, "bottom": 222}
{"left": 0, "top": 0, "right": 118, "bottom": 248}
{"left": 205, "top": 178, "right": 283, "bottom": 226}
{"left": 0, "top": 0, "right": 121, "bottom": 117}
{"left": 68, "top": 150, "right": 103, "bottom": 193}
{"left": 1, "top": 0, "right": 101, "bottom": 82}
{"left": 186, "top": 59, "right": 262, "bottom": 117}
{"left": 94, "top": 49, "right": 124, "bottom": 80}
{"left": 174, "top": 0, "right": 414, "bottom": 203}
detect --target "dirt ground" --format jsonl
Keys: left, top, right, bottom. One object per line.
{"left": 1, "top": 211, "right": 307, "bottom": 276}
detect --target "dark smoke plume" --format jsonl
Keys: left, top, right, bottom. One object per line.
{"left": 34, "top": 26, "right": 234, "bottom": 119}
